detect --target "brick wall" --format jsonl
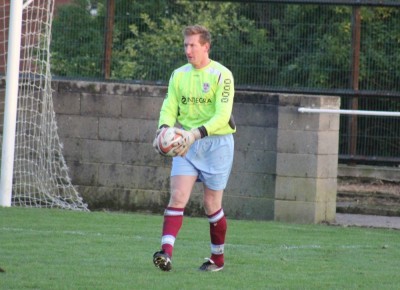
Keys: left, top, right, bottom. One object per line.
{"left": 51, "top": 80, "right": 340, "bottom": 223}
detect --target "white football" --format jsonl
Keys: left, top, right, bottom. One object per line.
{"left": 157, "top": 127, "right": 182, "bottom": 157}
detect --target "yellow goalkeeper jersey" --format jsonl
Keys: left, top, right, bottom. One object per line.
{"left": 158, "top": 60, "right": 236, "bottom": 136}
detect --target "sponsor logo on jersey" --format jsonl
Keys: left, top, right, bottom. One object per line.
{"left": 181, "top": 95, "right": 212, "bottom": 104}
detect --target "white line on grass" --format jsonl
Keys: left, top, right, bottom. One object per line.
{"left": 281, "top": 244, "right": 321, "bottom": 250}
{"left": 0, "top": 226, "right": 153, "bottom": 241}
{"left": 280, "top": 244, "right": 378, "bottom": 250}
{"left": 2, "top": 227, "right": 380, "bottom": 250}
{"left": 227, "top": 242, "right": 376, "bottom": 251}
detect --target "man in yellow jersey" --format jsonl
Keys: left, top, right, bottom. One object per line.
{"left": 152, "top": 25, "right": 236, "bottom": 272}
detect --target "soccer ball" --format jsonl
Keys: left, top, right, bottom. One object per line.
{"left": 157, "top": 127, "right": 182, "bottom": 157}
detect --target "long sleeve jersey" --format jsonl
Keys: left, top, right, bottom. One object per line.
{"left": 158, "top": 60, "right": 236, "bottom": 136}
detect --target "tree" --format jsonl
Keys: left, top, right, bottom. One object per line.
{"left": 51, "top": 0, "right": 400, "bottom": 95}
{"left": 360, "top": 7, "right": 400, "bottom": 92}
{"left": 51, "top": 0, "right": 105, "bottom": 78}
{"left": 112, "top": 0, "right": 274, "bottom": 84}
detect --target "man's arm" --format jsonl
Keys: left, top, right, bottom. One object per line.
{"left": 202, "top": 71, "right": 235, "bottom": 135}
{"left": 158, "top": 72, "right": 179, "bottom": 128}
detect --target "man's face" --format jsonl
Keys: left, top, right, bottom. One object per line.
{"left": 184, "top": 34, "right": 209, "bottom": 69}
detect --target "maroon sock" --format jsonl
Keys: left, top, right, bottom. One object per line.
{"left": 208, "top": 208, "right": 227, "bottom": 267}
{"left": 161, "top": 207, "right": 184, "bottom": 258}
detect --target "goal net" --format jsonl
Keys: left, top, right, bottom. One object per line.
{"left": 0, "top": 0, "right": 88, "bottom": 210}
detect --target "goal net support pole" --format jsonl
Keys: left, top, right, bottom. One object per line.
{"left": 298, "top": 107, "right": 400, "bottom": 117}
{"left": 0, "top": 0, "right": 23, "bottom": 207}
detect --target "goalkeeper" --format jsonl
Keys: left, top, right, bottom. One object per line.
{"left": 152, "top": 25, "right": 236, "bottom": 272}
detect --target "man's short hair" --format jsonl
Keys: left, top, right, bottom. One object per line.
{"left": 183, "top": 25, "right": 211, "bottom": 46}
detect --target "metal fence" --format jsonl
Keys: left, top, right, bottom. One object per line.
{"left": 14, "top": 0, "right": 400, "bottom": 164}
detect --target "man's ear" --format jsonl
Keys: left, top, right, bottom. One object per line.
{"left": 204, "top": 42, "right": 211, "bottom": 52}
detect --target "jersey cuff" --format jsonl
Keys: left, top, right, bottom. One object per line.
{"left": 198, "top": 126, "right": 208, "bottom": 138}
{"left": 159, "top": 124, "right": 170, "bottom": 129}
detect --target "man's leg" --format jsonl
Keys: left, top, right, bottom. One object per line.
{"left": 153, "top": 175, "right": 197, "bottom": 271}
{"left": 199, "top": 187, "right": 226, "bottom": 271}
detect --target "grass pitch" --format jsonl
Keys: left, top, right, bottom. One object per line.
{"left": 1, "top": 207, "right": 399, "bottom": 289}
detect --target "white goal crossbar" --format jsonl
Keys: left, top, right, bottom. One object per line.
{"left": 298, "top": 107, "right": 400, "bottom": 117}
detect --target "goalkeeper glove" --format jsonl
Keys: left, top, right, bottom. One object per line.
{"left": 173, "top": 128, "right": 201, "bottom": 156}
{"left": 152, "top": 126, "right": 171, "bottom": 155}
{"left": 152, "top": 129, "right": 161, "bottom": 154}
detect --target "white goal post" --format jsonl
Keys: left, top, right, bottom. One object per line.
{"left": 0, "top": 0, "right": 23, "bottom": 206}
{"left": 0, "top": 0, "right": 88, "bottom": 210}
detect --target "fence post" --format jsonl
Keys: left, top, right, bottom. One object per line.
{"left": 349, "top": 5, "right": 361, "bottom": 159}
{"left": 103, "top": 0, "right": 115, "bottom": 80}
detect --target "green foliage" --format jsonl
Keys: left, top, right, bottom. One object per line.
{"left": 269, "top": 5, "right": 352, "bottom": 89}
{"left": 112, "top": 1, "right": 275, "bottom": 82}
{"left": 361, "top": 7, "right": 400, "bottom": 91}
{"left": 1, "top": 207, "right": 400, "bottom": 289}
{"left": 51, "top": 0, "right": 105, "bottom": 78}
{"left": 113, "top": 13, "right": 184, "bottom": 80}
{"left": 50, "top": 1, "right": 400, "bottom": 94}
